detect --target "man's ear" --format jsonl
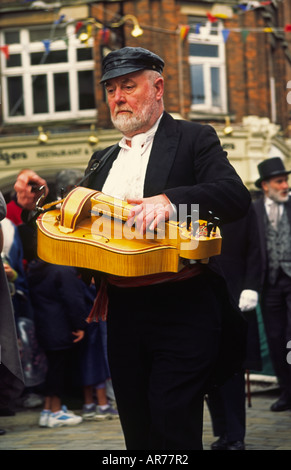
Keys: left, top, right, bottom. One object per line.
{"left": 154, "top": 76, "right": 164, "bottom": 100}
{"left": 261, "top": 180, "right": 269, "bottom": 192}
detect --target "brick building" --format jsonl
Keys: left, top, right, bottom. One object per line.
{"left": 0, "top": 0, "right": 291, "bottom": 192}
{"left": 92, "top": 0, "right": 291, "bottom": 134}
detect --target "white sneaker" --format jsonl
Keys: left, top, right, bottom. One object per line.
{"left": 47, "top": 408, "right": 83, "bottom": 428}
{"left": 39, "top": 410, "right": 50, "bottom": 427}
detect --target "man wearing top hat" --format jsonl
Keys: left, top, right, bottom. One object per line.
{"left": 14, "top": 47, "right": 251, "bottom": 449}
{"left": 253, "top": 156, "right": 291, "bottom": 412}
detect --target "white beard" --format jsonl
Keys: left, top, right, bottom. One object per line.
{"left": 269, "top": 186, "right": 289, "bottom": 203}
{"left": 111, "top": 113, "right": 146, "bottom": 135}
{"left": 111, "top": 89, "right": 158, "bottom": 136}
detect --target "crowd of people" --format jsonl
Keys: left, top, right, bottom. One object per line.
{"left": 0, "top": 170, "right": 119, "bottom": 432}
{"left": 0, "top": 46, "right": 291, "bottom": 451}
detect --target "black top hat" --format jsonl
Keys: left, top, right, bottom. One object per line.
{"left": 100, "top": 47, "right": 164, "bottom": 83}
{"left": 255, "top": 157, "right": 291, "bottom": 188}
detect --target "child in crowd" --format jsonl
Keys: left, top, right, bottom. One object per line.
{"left": 27, "top": 260, "right": 88, "bottom": 428}
{"left": 79, "top": 281, "right": 118, "bottom": 421}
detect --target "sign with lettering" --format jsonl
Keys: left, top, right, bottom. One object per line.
{"left": 0, "top": 143, "right": 92, "bottom": 169}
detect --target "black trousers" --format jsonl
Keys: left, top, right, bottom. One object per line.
{"left": 206, "top": 371, "right": 246, "bottom": 442}
{"left": 44, "top": 349, "right": 71, "bottom": 398}
{"left": 106, "top": 273, "right": 223, "bottom": 450}
{"left": 262, "top": 271, "right": 291, "bottom": 397}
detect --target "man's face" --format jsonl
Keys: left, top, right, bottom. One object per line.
{"left": 262, "top": 175, "right": 290, "bottom": 203}
{"left": 105, "top": 70, "right": 164, "bottom": 138}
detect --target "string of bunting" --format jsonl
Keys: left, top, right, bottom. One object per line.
{"left": 180, "top": 1, "right": 291, "bottom": 42}
{"left": 1, "top": 0, "right": 290, "bottom": 59}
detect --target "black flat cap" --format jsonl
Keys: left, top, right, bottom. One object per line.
{"left": 100, "top": 46, "right": 164, "bottom": 83}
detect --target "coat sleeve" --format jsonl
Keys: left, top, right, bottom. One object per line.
{"left": 164, "top": 123, "right": 251, "bottom": 225}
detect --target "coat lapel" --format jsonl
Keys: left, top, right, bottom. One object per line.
{"left": 143, "top": 112, "right": 180, "bottom": 197}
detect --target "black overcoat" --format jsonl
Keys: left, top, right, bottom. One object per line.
{"left": 253, "top": 195, "right": 291, "bottom": 286}
{"left": 84, "top": 112, "right": 251, "bottom": 386}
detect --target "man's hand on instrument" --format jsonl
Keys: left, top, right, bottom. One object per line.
{"left": 14, "top": 169, "right": 49, "bottom": 210}
{"left": 126, "top": 194, "right": 174, "bottom": 234}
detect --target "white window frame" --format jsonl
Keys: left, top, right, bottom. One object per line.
{"left": 0, "top": 24, "right": 96, "bottom": 123}
{"left": 188, "top": 21, "right": 227, "bottom": 114}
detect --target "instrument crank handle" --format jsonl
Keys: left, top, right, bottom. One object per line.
{"left": 35, "top": 185, "right": 47, "bottom": 210}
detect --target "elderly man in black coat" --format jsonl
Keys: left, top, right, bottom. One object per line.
{"left": 13, "top": 47, "right": 251, "bottom": 450}
{"left": 253, "top": 157, "right": 291, "bottom": 412}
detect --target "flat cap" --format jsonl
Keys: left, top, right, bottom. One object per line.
{"left": 100, "top": 46, "right": 164, "bottom": 83}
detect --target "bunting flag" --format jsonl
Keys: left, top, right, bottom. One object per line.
{"left": 54, "top": 14, "right": 65, "bottom": 25}
{"left": 87, "top": 23, "right": 93, "bottom": 39}
{"left": 206, "top": 12, "right": 218, "bottom": 23}
{"left": 238, "top": 4, "right": 249, "bottom": 10}
{"left": 195, "top": 23, "right": 201, "bottom": 34}
{"left": 222, "top": 29, "right": 230, "bottom": 43}
{"left": 0, "top": 45, "right": 9, "bottom": 60}
{"left": 180, "top": 25, "right": 190, "bottom": 41}
{"left": 98, "top": 28, "right": 111, "bottom": 45}
{"left": 42, "top": 39, "right": 51, "bottom": 53}
{"left": 75, "top": 21, "right": 83, "bottom": 34}
{"left": 241, "top": 30, "right": 250, "bottom": 42}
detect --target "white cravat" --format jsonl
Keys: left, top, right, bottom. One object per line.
{"left": 102, "top": 117, "right": 162, "bottom": 200}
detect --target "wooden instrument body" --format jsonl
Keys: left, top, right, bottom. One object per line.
{"left": 36, "top": 187, "right": 222, "bottom": 277}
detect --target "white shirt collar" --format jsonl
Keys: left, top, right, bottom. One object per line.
{"left": 264, "top": 196, "right": 284, "bottom": 216}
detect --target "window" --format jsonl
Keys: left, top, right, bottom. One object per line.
{"left": 0, "top": 24, "right": 96, "bottom": 123}
{"left": 188, "top": 20, "right": 227, "bottom": 114}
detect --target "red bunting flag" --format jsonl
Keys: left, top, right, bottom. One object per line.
{"left": 75, "top": 21, "right": 83, "bottom": 33}
{"left": 206, "top": 12, "right": 218, "bottom": 23}
{"left": 0, "top": 45, "right": 9, "bottom": 60}
{"left": 284, "top": 24, "right": 291, "bottom": 32}
{"left": 98, "top": 28, "right": 111, "bottom": 45}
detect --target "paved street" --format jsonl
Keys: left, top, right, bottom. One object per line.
{"left": 0, "top": 387, "right": 290, "bottom": 451}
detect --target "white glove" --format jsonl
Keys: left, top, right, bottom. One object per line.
{"left": 238, "top": 289, "right": 259, "bottom": 312}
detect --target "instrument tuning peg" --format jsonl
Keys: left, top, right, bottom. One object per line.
{"left": 207, "top": 222, "right": 214, "bottom": 237}
{"left": 206, "top": 211, "right": 214, "bottom": 236}
{"left": 213, "top": 216, "right": 220, "bottom": 233}
{"left": 186, "top": 209, "right": 199, "bottom": 231}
